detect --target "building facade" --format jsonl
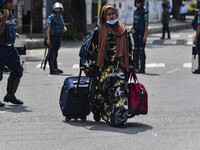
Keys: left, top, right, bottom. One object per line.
{"left": 13, "top": 0, "right": 164, "bottom": 34}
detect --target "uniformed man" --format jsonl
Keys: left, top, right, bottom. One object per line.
{"left": 193, "top": 0, "right": 200, "bottom": 74}
{"left": 129, "top": 0, "right": 149, "bottom": 73}
{"left": 46, "top": 2, "right": 67, "bottom": 75}
{"left": 0, "top": 0, "right": 23, "bottom": 107}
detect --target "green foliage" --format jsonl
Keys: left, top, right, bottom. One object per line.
{"left": 190, "top": 3, "right": 196, "bottom": 9}
{"left": 187, "top": 3, "right": 196, "bottom": 13}
{"left": 187, "top": 7, "right": 195, "bottom": 12}
{"left": 62, "top": 27, "right": 84, "bottom": 41}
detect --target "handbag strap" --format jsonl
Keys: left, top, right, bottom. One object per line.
{"left": 129, "top": 71, "right": 139, "bottom": 83}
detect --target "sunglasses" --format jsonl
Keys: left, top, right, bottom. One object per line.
{"left": 106, "top": 12, "right": 116, "bottom": 18}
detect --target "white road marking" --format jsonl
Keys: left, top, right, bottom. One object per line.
{"left": 72, "top": 64, "right": 79, "bottom": 69}
{"left": 188, "top": 34, "right": 194, "bottom": 38}
{"left": 70, "top": 63, "right": 192, "bottom": 70}
{"left": 35, "top": 63, "right": 62, "bottom": 69}
{"left": 146, "top": 63, "right": 165, "bottom": 68}
{"left": 183, "top": 63, "right": 192, "bottom": 68}
{"left": 187, "top": 41, "right": 193, "bottom": 45}
{"left": 36, "top": 64, "right": 49, "bottom": 69}
{"left": 166, "top": 69, "right": 180, "bottom": 74}
{"left": 171, "top": 35, "right": 180, "bottom": 38}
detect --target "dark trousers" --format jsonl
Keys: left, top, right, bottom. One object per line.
{"left": 162, "top": 24, "right": 170, "bottom": 39}
{"left": 180, "top": 14, "right": 186, "bottom": 22}
{"left": 0, "top": 45, "right": 23, "bottom": 97}
{"left": 132, "top": 31, "right": 146, "bottom": 70}
{"left": 48, "top": 35, "right": 62, "bottom": 71}
{"left": 0, "top": 45, "right": 21, "bottom": 79}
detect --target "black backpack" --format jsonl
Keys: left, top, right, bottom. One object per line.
{"left": 192, "top": 14, "right": 198, "bottom": 31}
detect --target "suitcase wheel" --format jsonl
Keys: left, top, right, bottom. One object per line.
{"left": 65, "top": 117, "right": 71, "bottom": 122}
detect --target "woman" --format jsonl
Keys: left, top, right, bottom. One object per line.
{"left": 83, "top": 4, "right": 134, "bottom": 127}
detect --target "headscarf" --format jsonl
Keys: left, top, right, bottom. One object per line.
{"left": 97, "top": 4, "right": 130, "bottom": 72}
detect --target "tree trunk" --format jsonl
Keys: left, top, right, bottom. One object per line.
{"left": 71, "top": 0, "right": 87, "bottom": 35}
{"left": 172, "top": 0, "right": 182, "bottom": 20}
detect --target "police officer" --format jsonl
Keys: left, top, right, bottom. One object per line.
{"left": 46, "top": 2, "right": 67, "bottom": 75}
{"left": 161, "top": 2, "right": 170, "bottom": 39}
{"left": 193, "top": 0, "right": 200, "bottom": 74}
{"left": 0, "top": 0, "right": 23, "bottom": 107}
{"left": 129, "top": 0, "right": 148, "bottom": 73}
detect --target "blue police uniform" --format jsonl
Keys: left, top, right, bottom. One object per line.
{"left": 132, "top": 7, "right": 148, "bottom": 72}
{"left": 0, "top": 7, "right": 23, "bottom": 106}
{"left": 46, "top": 13, "right": 65, "bottom": 74}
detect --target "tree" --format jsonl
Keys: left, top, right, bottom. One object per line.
{"left": 172, "top": 0, "right": 182, "bottom": 20}
{"left": 71, "top": 0, "right": 87, "bottom": 35}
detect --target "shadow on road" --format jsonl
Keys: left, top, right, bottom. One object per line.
{"left": 0, "top": 105, "right": 33, "bottom": 113}
{"left": 142, "top": 73, "right": 160, "bottom": 76}
{"left": 63, "top": 120, "right": 153, "bottom": 134}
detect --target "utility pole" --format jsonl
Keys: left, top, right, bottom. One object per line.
{"left": 30, "top": 0, "right": 33, "bottom": 39}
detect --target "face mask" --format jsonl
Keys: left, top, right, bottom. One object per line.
{"left": 106, "top": 19, "right": 118, "bottom": 25}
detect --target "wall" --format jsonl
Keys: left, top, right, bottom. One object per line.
{"left": 108, "top": 0, "right": 163, "bottom": 24}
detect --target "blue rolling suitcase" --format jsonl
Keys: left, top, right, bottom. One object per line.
{"left": 59, "top": 70, "right": 90, "bottom": 121}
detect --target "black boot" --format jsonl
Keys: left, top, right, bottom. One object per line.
{"left": 3, "top": 78, "right": 23, "bottom": 104}
{"left": 138, "top": 50, "right": 146, "bottom": 73}
{"left": 49, "top": 52, "right": 59, "bottom": 75}
{"left": 0, "top": 101, "right": 5, "bottom": 107}
{"left": 54, "top": 53, "right": 63, "bottom": 73}
{"left": 192, "top": 69, "right": 200, "bottom": 74}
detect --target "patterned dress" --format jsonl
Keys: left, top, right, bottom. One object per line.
{"left": 84, "top": 27, "right": 133, "bottom": 126}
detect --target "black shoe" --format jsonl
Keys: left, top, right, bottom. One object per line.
{"left": 93, "top": 112, "right": 101, "bottom": 122}
{"left": 137, "top": 69, "right": 145, "bottom": 74}
{"left": 0, "top": 101, "right": 5, "bottom": 107}
{"left": 3, "top": 94, "right": 23, "bottom": 105}
{"left": 56, "top": 69, "right": 63, "bottom": 74}
{"left": 167, "top": 37, "right": 171, "bottom": 39}
{"left": 160, "top": 37, "right": 164, "bottom": 40}
{"left": 50, "top": 69, "right": 60, "bottom": 75}
{"left": 192, "top": 69, "right": 200, "bottom": 74}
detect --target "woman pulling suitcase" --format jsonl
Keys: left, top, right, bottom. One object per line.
{"left": 83, "top": 4, "right": 134, "bottom": 127}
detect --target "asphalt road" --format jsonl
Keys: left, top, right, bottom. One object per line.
{"left": 0, "top": 28, "right": 200, "bottom": 150}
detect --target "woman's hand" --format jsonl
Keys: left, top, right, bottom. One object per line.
{"left": 84, "top": 68, "right": 91, "bottom": 72}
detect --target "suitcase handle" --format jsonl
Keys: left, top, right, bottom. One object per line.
{"left": 74, "top": 69, "right": 89, "bottom": 93}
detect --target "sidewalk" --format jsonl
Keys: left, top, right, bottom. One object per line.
{"left": 24, "top": 17, "right": 193, "bottom": 50}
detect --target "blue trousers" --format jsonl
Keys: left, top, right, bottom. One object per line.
{"left": 0, "top": 45, "right": 21, "bottom": 80}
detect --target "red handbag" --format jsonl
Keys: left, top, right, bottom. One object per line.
{"left": 128, "top": 71, "right": 148, "bottom": 118}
